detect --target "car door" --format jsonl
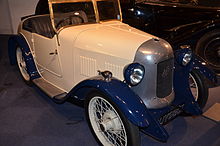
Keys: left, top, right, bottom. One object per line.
{"left": 31, "top": 15, "right": 62, "bottom": 79}
{"left": 33, "top": 35, "right": 62, "bottom": 77}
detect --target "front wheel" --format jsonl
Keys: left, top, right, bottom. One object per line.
{"left": 85, "top": 92, "right": 140, "bottom": 146}
{"left": 189, "top": 70, "right": 208, "bottom": 109}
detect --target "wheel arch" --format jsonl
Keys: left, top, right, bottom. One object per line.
{"left": 192, "top": 54, "right": 217, "bottom": 85}
{"left": 195, "top": 21, "right": 220, "bottom": 42}
{"left": 195, "top": 28, "right": 220, "bottom": 50}
{"left": 65, "top": 76, "right": 170, "bottom": 141}
{"left": 8, "top": 34, "right": 40, "bottom": 80}
{"left": 172, "top": 20, "right": 220, "bottom": 50}
{"left": 66, "top": 76, "right": 150, "bottom": 127}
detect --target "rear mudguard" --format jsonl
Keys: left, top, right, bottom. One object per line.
{"left": 8, "top": 34, "right": 40, "bottom": 80}
{"left": 66, "top": 75, "right": 169, "bottom": 141}
{"left": 192, "top": 54, "right": 217, "bottom": 85}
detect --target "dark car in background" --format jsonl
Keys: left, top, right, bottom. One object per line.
{"left": 121, "top": 0, "right": 220, "bottom": 73}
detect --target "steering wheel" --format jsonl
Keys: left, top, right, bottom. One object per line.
{"left": 56, "top": 15, "right": 84, "bottom": 28}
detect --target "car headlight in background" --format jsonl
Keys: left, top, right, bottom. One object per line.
{"left": 176, "top": 45, "right": 193, "bottom": 66}
{"left": 123, "top": 63, "right": 145, "bottom": 86}
{"left": 182, "top": 52, "right": 192, "bottom": 66}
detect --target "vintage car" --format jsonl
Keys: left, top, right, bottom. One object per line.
{"left": 120, "top": 0, "right": 220, "bottom": 74}
{"left": 8, "top": 0, "right": 208, "bottom": 145}
{"left": 33, "top": 0, "right": 220, "bottom": 110}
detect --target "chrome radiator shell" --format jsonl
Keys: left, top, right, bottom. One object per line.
{"left": 132, "top": 38, "right": 174, "bottom": 109}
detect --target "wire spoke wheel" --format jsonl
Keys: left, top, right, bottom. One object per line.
{"left": 88, "top": 96, "right": 127, "bottom": 146}
{"left": 189, "top": 73, "right": 199, "bottom": 101}
{"left": 16, "top": 47, "right": 30, "bottom": 81}
{"left": 188, "top": 70, "right": 208, "bottom": 109}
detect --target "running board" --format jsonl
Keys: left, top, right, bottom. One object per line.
{"left": 33, "top": 78, "right": 67, "bottom": 100}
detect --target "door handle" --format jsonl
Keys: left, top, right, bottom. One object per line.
{"left": 49, "top": 49, "right": 58, "bottom": 55}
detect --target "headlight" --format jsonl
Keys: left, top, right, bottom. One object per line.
{"left": 176, "top": 45, "right": 192, "bottom": 66}
{"left": 182, "top": 52, "right": 192, "bottom": 66}
{"left": 123, "top": 63, "right": 145, "bottom": 86}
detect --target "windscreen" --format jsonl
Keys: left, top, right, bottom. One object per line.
{"left": 97, "top": 0, "right": 121, "bottom": 21}
{"left": 50, "top": 0, "right": 122, "bottom": 30}
{"left": 52, "top": 1, "right": 96, "bottom": 30}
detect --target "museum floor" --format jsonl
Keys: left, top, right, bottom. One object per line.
{"left": 0, "top": 35, "right": 220, "bottom": 146}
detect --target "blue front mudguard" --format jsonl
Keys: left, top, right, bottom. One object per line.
{"left": 174, "top": 49, "right": 202, "bottom": 115}
{"left": 66, "top": 76, "right": 169, "bottom": 141}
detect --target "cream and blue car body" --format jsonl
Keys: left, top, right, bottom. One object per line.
{"left": 8, "top": 0, "right": 206, "bottom": 145}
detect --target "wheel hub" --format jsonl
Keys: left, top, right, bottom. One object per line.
{"left": 99, "top": 110, "right": 121, "bottom": 132}
{"left": 88, "top": 96, "right": 128, "bottom": 146}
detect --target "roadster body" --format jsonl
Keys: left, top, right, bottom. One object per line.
{"left": 8, "top": 0, "right": 205, "bottom": 145}
{"left": 121, "top": 0, "right": 220, "bottom": 74}
{"left": 34, "top": 0, "right": 218, "bottom": 108}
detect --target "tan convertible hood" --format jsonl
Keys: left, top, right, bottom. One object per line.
{"left": 59, "top": 21, "right": 155, "bottom": 61}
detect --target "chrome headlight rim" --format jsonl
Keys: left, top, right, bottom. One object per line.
{"left": 123, "top": 63, "right": 145, "bottom": 86}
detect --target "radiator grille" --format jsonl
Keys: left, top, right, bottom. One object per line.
{"left": 157, "top": 58, "right": 174, "bottom": 98}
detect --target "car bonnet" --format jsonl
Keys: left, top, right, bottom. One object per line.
{"left": 70, "top": 21, "right": 155, "bottom": 61}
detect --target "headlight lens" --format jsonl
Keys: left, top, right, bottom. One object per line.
{"left": 178, "top": 45, "right": 192, "bottom": 66}
{"left": 123, "top": 63, "right": 145, "bottom": 86}
{"left": 182, "top": 52, "right": 192, "bottom": 66}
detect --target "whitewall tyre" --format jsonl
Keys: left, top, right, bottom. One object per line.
{"left": 85, "top": 92, "right": 140, "bottom": 146}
